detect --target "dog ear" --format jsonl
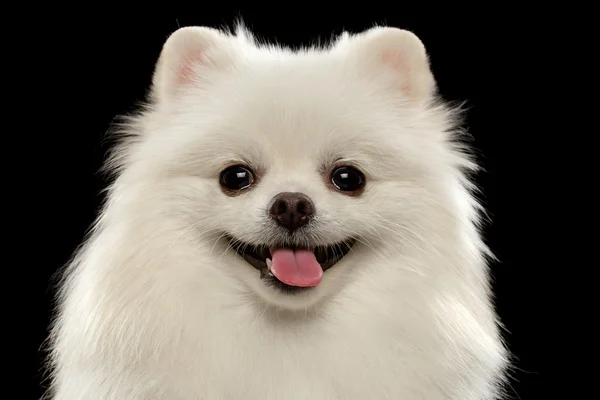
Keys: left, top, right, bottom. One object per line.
{"left": 151, "top": 27, "right": 232, "bottom": 101}
{"left": 351, "top": 27, "right": 436, "bottom": 103}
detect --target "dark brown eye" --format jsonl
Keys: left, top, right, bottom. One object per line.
{"left": 331, "top": 166, "right": 365, "bottom": 193}
{"left": 219, "top": 166, "right": 255, "bottom": 191}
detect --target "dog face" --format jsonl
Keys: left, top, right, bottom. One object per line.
{"left": 119, "top": 26, "right": 458, "bottom": 309}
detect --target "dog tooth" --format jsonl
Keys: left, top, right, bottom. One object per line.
{"left": 266, "top": 258, "right": 272, "bottom": 270}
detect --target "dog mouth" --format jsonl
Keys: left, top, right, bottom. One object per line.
{"left": 226, "top": 236, "right": 355, "bottom": 292}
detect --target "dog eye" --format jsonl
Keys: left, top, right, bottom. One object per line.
{"left": 219, "top": 165, "right": 255, "bottom": 191}
{"left": 331, "top": 166, "right": 365, "bottom": 193}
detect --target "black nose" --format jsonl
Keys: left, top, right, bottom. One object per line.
{"left": 269, "top": 192, "right": 315, "bottom": 232}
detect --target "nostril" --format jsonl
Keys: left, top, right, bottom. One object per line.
{"left": 296, "top": 200, "right": 307, "bottom": 214}
{"left": 270, "top": 199, "right": 288, "bottom": 216}
{"left": 276, "top": 201, "right": 287, "bottom": 214}
{"left": 295, "top": 198, "right": 315, "bottom": 218}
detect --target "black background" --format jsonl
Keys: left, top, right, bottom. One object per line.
{"left": 28, "top": 9, "right": 543, "bottom": 400}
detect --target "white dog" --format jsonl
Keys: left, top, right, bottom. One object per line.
{"left": 47, "top": 25, "right": 508, "bottom": 399}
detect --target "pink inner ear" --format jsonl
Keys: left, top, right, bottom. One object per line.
{"left": 380, "top": 49, "right": 412, "bottom": 95}
{"left": 177, "top": 50, "right": 206, "bottom": 85}
{"left": 381, "top": 49, "right": 407, "bottom": 71}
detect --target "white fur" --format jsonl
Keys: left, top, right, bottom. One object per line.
{"left": 46, "top": 26, "right": 508, "bottom": 399}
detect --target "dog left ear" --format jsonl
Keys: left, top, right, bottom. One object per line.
{"left": 151, "top": 27, "right": 233, "bottom": 102}
{"left": 350, "top": 27, "right": 436, "bottom": 103}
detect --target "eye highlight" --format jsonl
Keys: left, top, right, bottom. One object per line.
{"left": 330, "top": 166, "right": 366, "bottom": 194}
{"left": 219, "top": 165, "right": 255, "bottom": 193}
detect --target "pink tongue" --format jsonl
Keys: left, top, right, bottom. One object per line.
{"left": 270, "top": 249, "right": 323, "bottom": 287}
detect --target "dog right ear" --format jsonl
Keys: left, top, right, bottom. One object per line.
{"left": 151, "top": 27, "right": 232, "bottom": 102}
{"left": 346, "top": 27, "right": 436, "bottom": 104}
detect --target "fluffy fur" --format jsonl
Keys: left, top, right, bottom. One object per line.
{"left": 46, "top": 25, "right": 508, "bottom": 399}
